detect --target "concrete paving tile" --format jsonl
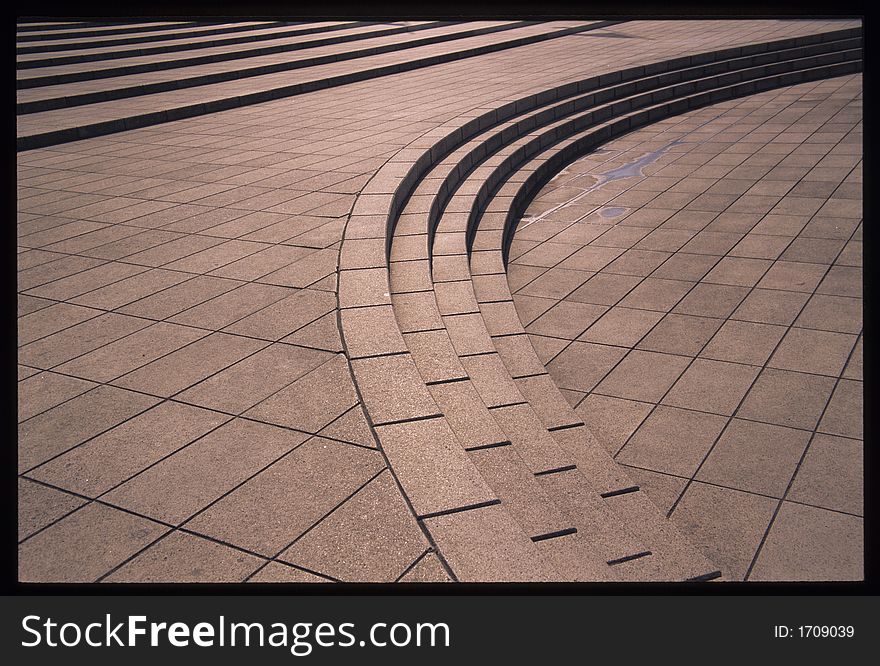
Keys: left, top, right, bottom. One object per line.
{"left": 18, "top": 371, "right": 97, "bottom": 422}
{"left": 506, "top": 263, "right": 546, "bottom": 292}
{"left": 339, "top": 237, "right": 386, "bottom": 269}
{"left": 818, "top": 379, "right": 862, "bottom": 440}
{"left": 492, "top": 334, "right": 546, "bottom": 378}
{"left": 512, "top": 293, "right": 556, "bottom": 326}
{"left": 650, "top": 253, "right": 718, "bottom": 281}
{"left": 460, "top": 354, "right": 521, "bottom": 408}
{"left": 731, "top": 287, "right": 810, "bottom": 325}
{"left": 118, "top": 275, "right": 242, "bottom": 320}
{"left": 247, "top": 354, "right": 358, "bottom": 432}
{"left": 697, "top": 419, "right": 811, "bottom": 497}
{"left": 443, "top": 313, "right": 494, "bottom": 356}
{"left": 702, "top": 256, "right": 773, "bottom": 287}
{"left": 468, "top": 444, "right": 569, "bottom": 538}
{"left": 595, "top": 349, "right": 690, "bottom": 403}
{"left": 112, "top": 332, "right": 267, "bottom": 397}
{"left": 279, "top": 471, "right": 427, "bottom": 582}
{"left": 18, "top": 365, "right": 40, "bottom": 380}
{"left": 843, "top": 336, "right": 862, "bottom": 380}
{"left": 434, "top": 280, "right": 479, "bottom": 316}
{"left": 423, "top": 503, "right": 553, "bottom": 582}
{"left": 816, "top": 265, "right": 861, "bottom": 298}
{"left": 749, "top": 502, "right": 862, "bottom": 581}
{"left": 802, "top": 215, "right": 860, "bottom": 240}
{"left": 211, "top": 244, "right": 315, "bottom": 280}
{"left": 224, "top": 287, "right": 336, "bottom": 340}
{"left": 728, "top": 232, "right": 791, "bottom": 260}
{"left": 578, "top": 306, "right": 663, "bottom": 347}
{"left": 491, "top": 403, "right": 572, "bottom": 474}
{"left": 670, "top": 482, "right": 777, "bottom": 581}
{"left": 428, "top": 380, "right": 507, "bottom": 450}
{"left": 19, "top": 502, "right": 168, "bottom": 582}
{"left": 18, "top": 478, "right": 86, "bottom": 541}
{"left": 566, "top": 272, "right": 641, "bottom": 306}
{"left": 618, "top": 277, "right": 693, "bottom": 312}
{"left": 18, "top": 302, "right": 102, "bottom": 346}
{"left": 663, "top": 359, "right": 760, "bottom": 416}
{"left": 637, "top": 313, "right": 723, "bottom": 356}
{"left": 514, "top": 373, "right": 579, "bottom": 426}
{"left": 756, "top": 260, "right": 828, "bottom": 293}
{"left": 617, "top": 466, "right": 686, "bottom": 515}
{"left": 187, "top": 436, "right": 383, "bottom": 556}
{"left": 574, "top": 394, "right": 653, "bottom": 456}
{"left": 19, "top": 312, "right": 152, "bottom": 369}
{"left": 376, "top": 417, "right": 495, "bottom": 517}
{"left": 516, "top": 241, "right": 580, "bottom": 268}
{"left": 281, "top": 311, "right": 344, "bottom": 352}
{"left": 248, "top": 562, "right": 328, "bottom": 583}
{"left": 390, "top": 259, "right": 433, "bottom": 293}
{"left": 338, "top": 267, "right": 390, "bottom": 308}
{"left": 789, "top": 433, "right": 862, "bottom": 515}
{"left": 472, "top": 273, "right": 514, "bottom": 302}
{"left": 548, "top": 424, "right": 634, "bottom": 495}
{"left": 168, "top": 282, "right": 293, "bottom": 330}
{"left": 341, "top": 305, "right": 408, "bottom": 358}
{"left": 547, "top": 341, "right": 626, "bottom": 393}
{"left": 768, "top": 328, "right": 857, "bottom": 377}
{"left": 781, "top": 237, "right": 846, "bottom": 264}
{"left": 351, "top": 354, "right": 439, "bottom": 425}
{"left": 69, "top": 268, "right": 192, "bottom": 311}
{"left": 391, "top": 291, "right": 443, "bottom": 333}
{"left": 738, "top": 368, "right": 836, "bottom": 430}
{"left": 56, "top": 322, "right": 208, "bottom": 383}
{"left": 398, "top": 553, "right": 452, "bottom": 583}
{"left": 525, "top": 301, "right": 606, "bottom": 340}
{"left": 30, "top": 401, "right": 230, "bottom": 497}
{"left": 105, "top": 531, "right": 264, "bottom": 582}
{"left": 535, "top": 469, "right": 645, "bottom": 567}
{"left": 479, "top": 300, "right": 526, "bottom": 337}
{"left": 261, "top": 247, "right": 337, "bottom": 287}
{"left": 19, "top": 385, "right": 160, "bottom": 473}
{"left": 794, "top": 294, "right": 861, "bottom": 334}
{"left": 124, "top": 235, "right": 229, "bottom": 267}
{"left": 617, "top": 405, "right": 727, "bottom": 477}
{"left": 17, "top": 293, "right": 55, "bottom": 317}
{"left": 177, "top": 343, "right": 333, "bottom": 414}
{"left": 103, "top": 418, "right": 305, "bottom": 525}
{"left": 517, "top": 267, "right": 591, "bottom": 300}
{"left": 528, "top": 334, "right": 568, "bottom": 365}
{"left": 318, "top": 405, "right": 376, "bottom": 448}
{"left": 404, "top": 330, "right": 467, "bottom": 383}
{"left": 602, "top": 248, "right": 671, "bottom": 277}
{"left": 673, "top": 283, "right": 749, "bottom": 318}
{"left": 700, "top": 319, "right": 786, "bottom": 365}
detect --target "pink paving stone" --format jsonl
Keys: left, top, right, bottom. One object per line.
{"left": 17, "top": 19, "right": 863, "bottom": 584}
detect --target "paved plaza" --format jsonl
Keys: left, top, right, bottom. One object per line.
{"left": 16, "top": 18, "right": 863, "bottom": 582}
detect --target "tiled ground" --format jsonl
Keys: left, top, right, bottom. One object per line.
{"left": 17, "top": 19, "right": 862, "bottom": 583}
{"left": 510, "top": 75, "right": 862, "bottom": 580}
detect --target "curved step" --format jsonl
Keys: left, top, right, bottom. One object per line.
{"left": 463, "top": 60, "right": 862, "bottom": 579}
{"left": 338, "top": 25, "right": 861, "bottom": 581}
